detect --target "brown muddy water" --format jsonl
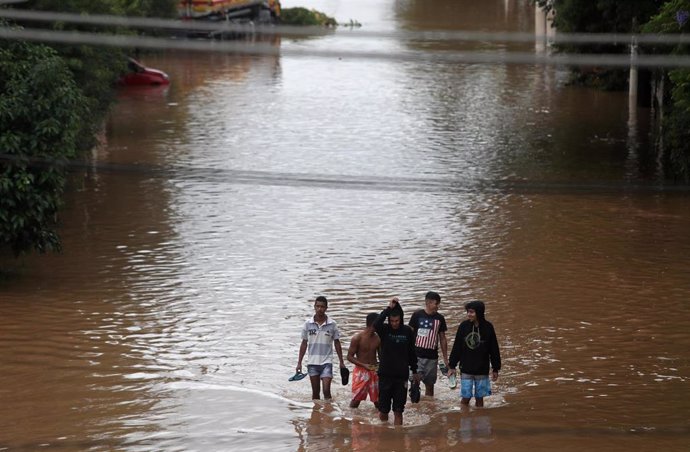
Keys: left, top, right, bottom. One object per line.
{"left": 1, "top": 0, "right": 690, "bottom": 450}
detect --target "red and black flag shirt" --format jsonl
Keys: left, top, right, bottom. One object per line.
{"left": 409, "top": 310, "right": 448, "bottom": 360}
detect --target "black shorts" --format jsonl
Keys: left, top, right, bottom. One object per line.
{"left": 378, "top": 376, "right": 408, "bottom": 414}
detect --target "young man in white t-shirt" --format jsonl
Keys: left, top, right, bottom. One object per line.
{"left": 296, "top": 296, "right": 346, "bottom": 399}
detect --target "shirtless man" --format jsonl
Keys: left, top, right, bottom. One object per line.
{"left": 347, "top": 312, "right": 381, "bottom": 408}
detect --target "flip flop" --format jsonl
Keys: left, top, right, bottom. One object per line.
{"left": 289, "top": 370, "right": 306, "bottom": 382}
{"left": 340, "top": 366, "right": 350, "bottom": 385}
{"left": 409, "top": 380, "right": 421, "bottom": 403}
{"left": 448, "top": 374, "right": 457, "bottom": 389}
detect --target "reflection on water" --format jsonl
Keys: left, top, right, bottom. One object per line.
{"left": 2, "top": 0, "right": 690, "bottom": 450}
{"left": 455, "top": 415, "right": 493, "bottom": 444}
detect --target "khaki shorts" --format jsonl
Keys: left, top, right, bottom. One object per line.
{"left": 416, "top": 358, "right": 438, "bottom": 386}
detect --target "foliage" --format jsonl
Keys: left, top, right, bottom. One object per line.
{"left": 534, "top": 0, "right": 556, "bottom": 14}
{"left": 19, "top": 0, "right": 178, "bottom": 17}
{"left": 0, "top": 1, "right": 178, "bottom": 256}
{"left": 535, "top": 1, "right": 668, "bottom": 89}
{"left": 532, "top": 0, "right": 690, "bottom": 178}
{"left": 550, "top": 0, "right": 665, "bottom": 34}
{"left": 280, "top": 7, "right": 337, "bottom": 27}
{"left": 644, "top": 0, "right": 690, "bottom": 32}
{"left": 664, "top": 78, "right": 690, "bottom": 182}
{"left": 643, "top": 0, "right": 690, "bottom": 180}
{"left": 0, "top": 40, "right": 86, "bottom": 255}
{"left": 116, "top": 0, "right": 178, "bottom": 18}
{"left": 565, "top": 67, "right": 630, "bottom": 90}
{"left": 12, "top": 1, "right": 179, "bottom": 149}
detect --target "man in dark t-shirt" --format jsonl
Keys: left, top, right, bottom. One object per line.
{"left": 408, "top": 291, "right": 449, "bottom": 397}
{"left": 374, "top": 297, "right": 420, "bottom": 425}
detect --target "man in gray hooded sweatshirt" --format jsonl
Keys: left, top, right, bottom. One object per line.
{"left": 448, "top": 300, "right": 501, "bottom": 407}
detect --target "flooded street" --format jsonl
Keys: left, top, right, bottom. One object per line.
{"left": 1, "top": 0, "right": 690, "bottom": 450}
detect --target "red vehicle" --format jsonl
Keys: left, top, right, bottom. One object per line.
{"left": 118, "top": 58, "right": 170, "bottom": 86}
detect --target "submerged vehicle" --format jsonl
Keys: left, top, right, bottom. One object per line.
{"left": 118, "top": 58, "right": 170, "bottom": 87}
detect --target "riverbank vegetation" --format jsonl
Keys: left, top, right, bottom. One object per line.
{"left": 536, "top": 0, "right": 663, "bottom": 90}
{"left": 644, "top": 0, "right": 690, "bottom": 180}
{"left": 0, "top": 38, "right": 86, "bottom": 255}
{"left": 1, "top": 1, "right": 179, "bottom": 256}
{"left": 535, "top": 0, "right": 690, "bottom": 180}
{"left": 279, "top": 7, "right": 337, "bottom": 27}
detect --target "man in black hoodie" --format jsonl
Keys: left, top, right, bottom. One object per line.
{"left": 448, "top": 300, "right": 501, "bottom": 407}
{"left": 373, "top": 297, "right": 420, "bottom": 425}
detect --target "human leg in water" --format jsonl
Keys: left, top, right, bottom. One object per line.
{"left": 393, "top": 411, "right": 403, "bottom": 425}
{"left": 309, "top": 375, "right": 322, "bottom": 399}
{"left": 322, "top": 377, "right": 333, "bottom": 399}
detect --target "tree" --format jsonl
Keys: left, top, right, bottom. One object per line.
{"left": 20, "top": 0, "right": 178, "bottom": 18}
{"left": 13, "top": 1, "right": 179, "bottom": 150}
{"left": 552, "top": 0, "right": 665, "bottom": 34}
{"left": 0, "top": 39, "right": 86, "bottom": 255}
{"left": 280, "top": 7, "right": 337, "bottom": 26}
{"left": 536, "top": 0, "right": 668, "bottom": 89}
{"left": 643, "top": 0, "right": 690, "bottom": 180}
{"left": 1, "top": 1, "right": 179, "bottom": 256}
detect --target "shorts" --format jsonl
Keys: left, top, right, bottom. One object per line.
{"left": 378, "top": 376, "right": 408, "bottom": 414}
{"left": 352, "top": 366, "right": 379, "bottom": 402}
{"left": 416, "top": 358, "right": 438, "bottom": 386}
{"left": 460, "top": 374, "right": 491, "bottom": 399}
{"left": 307, "top": 363, "right": 333, "bottom": 378}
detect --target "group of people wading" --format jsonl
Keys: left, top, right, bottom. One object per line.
{"left": 295, "top": 292, "right": 502, "bottom": 425}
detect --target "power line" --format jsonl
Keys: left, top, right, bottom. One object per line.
{"left": 2, "top": 8, "right": 690, "bottom": 67}
{"left": 2, "top": 9, "right": 690, "bottom": 46}
{"left": 2, "top": 25, "right": 690, "bottom": 68}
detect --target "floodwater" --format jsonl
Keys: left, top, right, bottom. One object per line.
{"left": 1, "top": 0, "right": 690, "bottom": 450}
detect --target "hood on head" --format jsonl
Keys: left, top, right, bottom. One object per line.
{"left": 464, "top": 300, "right": 486, "bottom": 323}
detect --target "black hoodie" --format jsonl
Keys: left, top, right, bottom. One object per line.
{"left": 374, "top": 305, "right": 418, "bottom": 379}
{"left": 448, "top": 301, "right": 501, "bottom": 375}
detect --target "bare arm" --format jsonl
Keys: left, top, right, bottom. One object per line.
{"left": 440, "top": 331, "right": 449, "bottom": 367}
{"left": 297, "top": 339, "right": 307, "bottom": 372}
{"left": 334, "top": 339, "right": 345, "bottom": 367}
{"left": 346, "top": 334, "right": 362, "bottom": 367}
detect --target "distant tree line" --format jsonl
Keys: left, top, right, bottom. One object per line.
{"left": 280, "top": 7, "right": 337, "bottom": 26}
